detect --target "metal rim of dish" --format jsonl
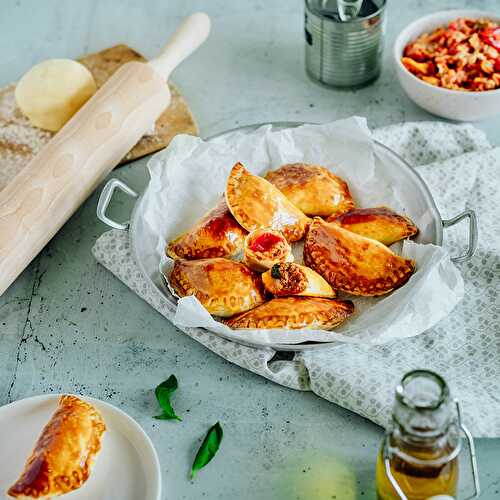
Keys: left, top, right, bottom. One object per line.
{"left": 98, "top": 121, "right": 474, "bottom": 352}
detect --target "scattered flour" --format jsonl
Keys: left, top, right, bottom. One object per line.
{"left": 0, "top": 84, "right": 52, "bottom": 191}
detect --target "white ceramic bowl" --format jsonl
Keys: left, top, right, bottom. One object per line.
{"left": 394, "top": 9, "right": 500, "bottom": 121}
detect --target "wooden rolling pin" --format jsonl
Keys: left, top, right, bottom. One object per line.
{"left": 0, "top": 13, "right": 210, "bottom": 296}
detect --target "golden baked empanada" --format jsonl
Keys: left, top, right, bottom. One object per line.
{"left": 304, "top": 218, "right": 415, "bottom": 296}
{"left": 265, "top": 163, "right": 355, "bottom": 217}
{"left": 224, "top": 296, "right": 353, "bottom": 330}
{"left": 262, "top": 263, "right": 335, "bottom": 298}
{"left": 243, "top": 228, "right": 294, "bottom": 272}
{"left": 167, "top": 197, "right": 247, "bottom": 260}
{"left": 8, "top": 395, "right": 106, "bottom": 499}
{"left": 169, "top": 258, "right": 267, "bottom": 317}
{"left": 328, "top": 207, "right": 418, "bottom": 246}
{"left": 225, "top": 162, "right": 310, "bottom": 242}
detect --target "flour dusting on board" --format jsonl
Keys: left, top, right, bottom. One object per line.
{"left": 0, "top": 84, "right": 51, "bottom": 191}
{"left": 0, "top": 44, "right": 198, "bottom": 193}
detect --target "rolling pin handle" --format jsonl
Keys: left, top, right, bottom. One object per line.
{"left": 149, "top": 12, "right": 211, "bottom": 80}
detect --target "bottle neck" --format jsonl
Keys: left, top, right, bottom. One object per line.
{"left": 390, "top": 420, "right": 459, "bottom": 459}
{"left": 391, "top": 370, "right": 457, "bottom": 450}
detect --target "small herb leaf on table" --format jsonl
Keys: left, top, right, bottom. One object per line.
{"left": 154, "top": 374, "right": 182, "bottom": 421}
{"left": 191, "top": 422, "right": 224, "bottom": 479}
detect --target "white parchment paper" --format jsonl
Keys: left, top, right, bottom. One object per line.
{"left": 94, "top": 121, "right": 500, "bottom": 436}
{"left": 141, "top": 118, "right": 463, "bottom": 345}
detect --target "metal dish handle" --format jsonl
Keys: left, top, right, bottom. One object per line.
{"left": 97, "top": 178, "right": 138, "bottom": 231}
{"left": 442, "top": 209, "right": 478, "bottom": 264}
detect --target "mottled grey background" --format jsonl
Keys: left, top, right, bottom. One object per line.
{"left": 1, "top": 1, "right": 499, "bottom": 499}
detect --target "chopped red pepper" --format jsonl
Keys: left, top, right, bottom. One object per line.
{"left": 402, "top": 17, "right": 500, "bottom": 91}
{"left": 249, "top": 233, "right": 283, "bottom": 253}
{"left": 480, "top": 27, "right": 500, "bottom": 49}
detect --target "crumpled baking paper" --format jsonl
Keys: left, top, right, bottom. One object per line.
{"left": 140, "top": 117, "right": 463, "bottom": 345}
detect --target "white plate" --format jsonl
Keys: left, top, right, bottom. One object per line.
{"left": 0, "top": 394, "right": 161, "bottom": 500}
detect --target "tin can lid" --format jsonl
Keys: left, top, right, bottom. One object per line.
{"left": 305, "top": 0, "right": 386, "bottom": 23}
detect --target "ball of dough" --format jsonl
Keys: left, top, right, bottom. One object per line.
{"left": 15, "top": 59, "right": 97, "bottom": 132}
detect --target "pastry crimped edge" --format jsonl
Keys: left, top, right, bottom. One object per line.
{"left": 169, "top": 259, "right": 267, "bottom": 317}
{"left": 223, "top": 296, "right": 354, "bottom": 330}
{"left": 7, "top": 395, "right": 106, "bottom": 499}
{"left": 303, "top": 218, "right": 416, "bottom": 297}
{"left": 166, "top": 198, "right": 247, "bottom": 260}
{"left": 321, "top": 168, "right": 356, "bottom": 216}
{"left": 167, "top": 235, "right": 237, "bottom": 260}
{"left": 264, "top": 163, "right": 356, "bottom": 217}
{"left": 328, "top": 206, "right": 418, "bottom": 245}
{"left": 225, "top": 162, "right": 310, "bottom": 243}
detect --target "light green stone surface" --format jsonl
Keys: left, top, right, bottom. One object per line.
{"left": 1, "top": 1, "right": 499, "bottom": 499}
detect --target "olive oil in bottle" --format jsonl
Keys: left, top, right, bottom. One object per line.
{"left": 376, "top": 370, "right": 460, "bottom": 500}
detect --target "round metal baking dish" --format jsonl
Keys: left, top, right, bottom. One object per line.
{"left": 97, "top": 122, "right": 477, "bottom": 352}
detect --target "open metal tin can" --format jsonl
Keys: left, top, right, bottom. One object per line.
{"left": 305, "top": 0, "right": 387, "bottom": 87}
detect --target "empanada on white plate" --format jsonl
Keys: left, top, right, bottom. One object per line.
{"left": 225, "top": 162, "right": 310, "bottom": 242}
{"left": 169, "top": 258, "right": 267, "bottom": 317}
{"left": 262, "top": 263, "right": 335, "bottom": 298}
{"left": 304, "top": 218, "right": 415, "bottom": 296}
{"left": 167, "top": 197, "right": 247, "bottom": 260}
{"left": 243, "top": 228, "right": 294, "bottom": 272}
{"left": 265, "top": 163, "right": 355, "bottom": 217}
{"left": 328, "top": 207, "right": 418, "bottom": 246}
{"left": 7, "top": 395, "right": 106, "bottom": 499}
{"left": 224, "top": 296, "right": 353, "bottom": 330}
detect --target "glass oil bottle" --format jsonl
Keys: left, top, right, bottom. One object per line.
{"left": 376, "top": 369, "right": 480, "bottom": 500}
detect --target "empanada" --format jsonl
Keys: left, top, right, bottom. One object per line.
{"left": 328, "top": 207, "right": 418, "bottom": 246}
{"left": 169, "top": 258, "right": 267, "bottom": 317}
{"left": 8, "top": 395, "right": 106, "bottom": 499}
{"left": 304, "top": 218, "right": 415, "bottom": 296}
{"left": 167, "top": 197, "right": 247, "bottom": 260}
{"left": 262, "top": 263, "right": 335, "bottom": 298}
{"left": 224, "top": 296, "right": 353, "bottom": 330}
{"left": 225, "top": 162, "right": 310, "bottom": 242}
{"left": 243, "top": 228, "right": 294, "bottom": 272}
{"left": 265, "top": 163, "right": 355, "bottom": 217}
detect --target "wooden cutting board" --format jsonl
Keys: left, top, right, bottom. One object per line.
{"left": 0, "top": 44, "right": 198, "bottom": 192}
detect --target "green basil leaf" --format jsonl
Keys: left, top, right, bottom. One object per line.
{"left": 271, "top": 263, "right": 282, "bottom": 279}
{"left": 154, "top": 375, "right": 182, "bottom": 421}
{"left": 154, "top": 406, "right": 182, "bottom": 421}
{"left": 191, "top": 422, "right": 223, "bottom": 479}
